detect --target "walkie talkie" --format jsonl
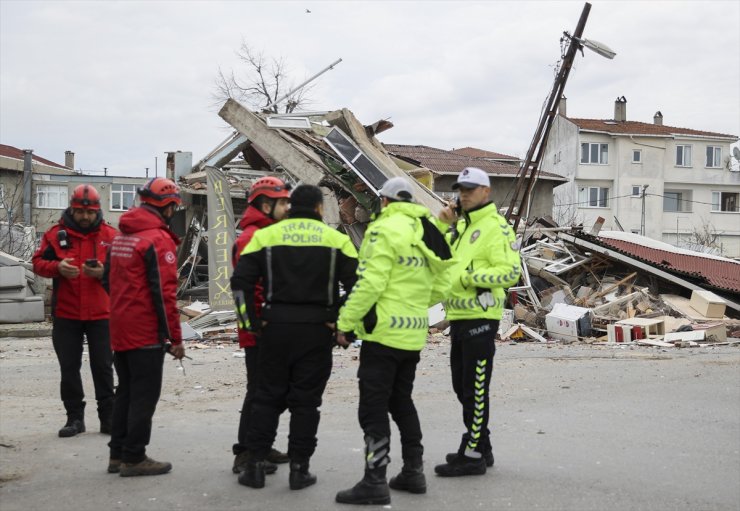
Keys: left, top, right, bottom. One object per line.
{"left": 454, "top": 197, "right": 462, "bottom": 216}
{"left": 57, "top": 229, "right": 69, "bottom": 249}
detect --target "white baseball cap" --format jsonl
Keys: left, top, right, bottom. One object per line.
{"left": 452, "top": 167, "right": 490, "bottom": 189}
{"left": 378, "top": 177, "right": 415, "bottom": 202}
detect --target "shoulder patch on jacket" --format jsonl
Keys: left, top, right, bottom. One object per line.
{"left": 470, "top": 230, "right": 480, "bottom": 244}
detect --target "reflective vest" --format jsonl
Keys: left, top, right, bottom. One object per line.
{"left": 338, "top": 202, "right": 456, "bottom": 351}
{"left": 439, "top": 202, "right": 521, "bottom": 321}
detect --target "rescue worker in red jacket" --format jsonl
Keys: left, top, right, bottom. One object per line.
{"left": 32, "top": 184, "right": 118, "bottom": 438}
{"left": 103, "top": 177, "right": 185, "bottom": 477}
{"left": 231, "top": 176, "right": 291, "bottom": 475}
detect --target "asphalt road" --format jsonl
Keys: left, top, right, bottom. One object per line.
{"left": 1, "top": 337, "right": 739, "bottom": 511}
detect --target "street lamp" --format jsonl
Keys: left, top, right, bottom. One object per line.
{"left": 506, "top": 2, "right": 616, "bottom": 230}
{"left": 571, "top": 37, "right": 617, "bottom": 60}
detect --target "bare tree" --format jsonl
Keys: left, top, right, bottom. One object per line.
{"left": 0, "top": 174, "right": 52, "bottom": 260}
{"left": 688, "top": 217, "right": 722, "bottom": 249}
{"left": 213, "top": 41, "right": 312, "bottom": 113}
{"left": 552, "top": 187, "right": 586, "bottom": 227}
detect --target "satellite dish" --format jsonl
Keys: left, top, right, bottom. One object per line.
{"left": 733, "top": 147, "right": 740, "bottom": 160}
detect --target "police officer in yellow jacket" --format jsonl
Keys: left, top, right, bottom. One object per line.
{"left": 335, "top": 177, "right": 455, "bottom": 505}
{"left": 230, "top": 185, "right": 358, "bottom": 491}
{"left": 433, "top": 167, "right": 521, "bottom": 477}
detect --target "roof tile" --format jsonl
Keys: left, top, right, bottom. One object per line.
{"left": 0, "top": 144, "right": 69, "bottom": 169}
{"left": 568, "top": 118, "right": 738, "bottom": 140}
{"left": 385, "top": 144, "right": 566, "bottom": 181}
{"left": 592, "top": 236, "right": 740, "bottom": 294}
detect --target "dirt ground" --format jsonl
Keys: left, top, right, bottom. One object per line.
{"left": 1, "top": 335, "right": 739, "bottom": 511}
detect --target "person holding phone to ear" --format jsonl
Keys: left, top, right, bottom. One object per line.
{"left": 32, "top": 184, "right": 119, "bottom": 438}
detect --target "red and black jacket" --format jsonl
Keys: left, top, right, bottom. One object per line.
{"left": 104, "top": 206, "right": 182, "bottom": 351}
{"left": 32, "top": 209, "right": 118, "bottom": 321}
{"left": 232, "top": 206, "right": 275, "bottom": 348}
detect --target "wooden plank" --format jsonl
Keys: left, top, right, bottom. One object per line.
{"left": 559, "top": 232, "right": 740, "bottom": 314}
{"left": 218, "top": 99, "right": 325, "bottom": 185}
{"left": 637, "top": 339, "right": 673, "bottom": 348}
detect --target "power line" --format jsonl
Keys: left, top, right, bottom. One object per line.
{"left": 645, "top": 193, "right": 718, "bottom": 207}
{"left": 554, "top": 192, "right": 730, "bottom": 209}
{"left": 554, "top": 193, "right": 635, "bottom": 207}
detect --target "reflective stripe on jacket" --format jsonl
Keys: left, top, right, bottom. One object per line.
{"left": 230, "top": 213, "right": 358, "bottom": 326}
{"left": 338, "top": 202, "right": 456, "bottom": 351}
{"left": 439, "top": 202, "right": 520, "bottom": 321}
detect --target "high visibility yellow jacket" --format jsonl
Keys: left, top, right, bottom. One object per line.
{"left": 338, "top": 201, "right": 456, "bottom": 351}
{"left": 438, "top": 202, "right": 520, "bottom": 321}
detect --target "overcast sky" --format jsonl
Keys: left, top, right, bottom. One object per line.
{"left": 1, "top": 0, "right": 738, "bottom": 177}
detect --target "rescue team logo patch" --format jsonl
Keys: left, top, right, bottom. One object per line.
{"left": 165, "top": 251, "right": 176, "bottom": 264}
{"left": 470, "top": 230, "right": 481, "bottom": 244}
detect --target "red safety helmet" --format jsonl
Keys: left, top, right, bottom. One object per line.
{"left": 248, "top": 176, "right": 291, "bottom": 203}
{"left": 70, "top": 184, "right": 101, "bottom": 210}
{"left": 138, "top": 177, "right": 182, "bottom": 208}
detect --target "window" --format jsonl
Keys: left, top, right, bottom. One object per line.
{"left": 632, "top": 150, "right": 641, "bottom": 163}
{"left": 712, "top": 191, "right": 739, "bottom": 212}
{"left": 663, "top": 191, "right": 692, "bottom": 212}
{"left": 676, "top": 145, "right": 692, "bottom": 167}
{"left": 706, "top": 146, "right": 722, "bottom": 168}
{"left": 36, "top": 184, "right": 68, "bottom": 209}
{"left": 578, "top": 186, "right": 609, "bottom": 208}
{"left": 580, "top": 143, "right": 608, "bottom": 164}
{"left": 110, "top": 184, "right": 136, "bottom": 211}
{"left": 631, "top": 185, "right": 641, "bottom": 197}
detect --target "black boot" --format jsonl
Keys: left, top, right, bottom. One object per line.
{"left": 445, "top": 433, "right": 494, "bottom": 467}
{"left": 289, "top": 460, "right": 317, "bottom": 490}
{"left": 434, "top": 453, "right": 486, "bottom": 477}
{"left": 335, "top": 466, "right": 391, "bottom": 505}
{"left": 389, "top": 457, "right": 426, "bottom": 494}
{"left": 336, "top": 435, "right": 392, "bottom": 505}
{"left": 445, "top": 449, "right": 494, "bottom": 467}
{"left": 58, "top": 418, "right": 85, "bottom": 438}
{"left": 233, "top": 451, "right": 277, "bottom": 475}
{"left": 237, "top": 456, "right": 266, "bottom": 489}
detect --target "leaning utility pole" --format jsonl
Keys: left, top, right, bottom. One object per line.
{"left": 506, "top": 2, "right": 592, "bottom": 231}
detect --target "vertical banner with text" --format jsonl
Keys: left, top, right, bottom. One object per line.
{"left": 206, "top": 166, "right": 236, "bottom": 310}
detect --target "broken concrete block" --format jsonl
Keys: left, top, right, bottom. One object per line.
{"left": 0, "top": 266, "right": 26, "bottom": 289}
{"left": 0, "top": 297, "right": 44, "bottom": 323}
{"left": 689, "top": 290, "right": 726, "bottom": 318}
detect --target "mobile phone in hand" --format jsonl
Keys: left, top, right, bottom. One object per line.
{"left": 85, "top": 259, "right": 99, "bottom": 267}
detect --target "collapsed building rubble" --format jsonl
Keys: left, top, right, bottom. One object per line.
{"left": 171, "top": 102, "right": 739, "bottom": 349}
{"left": 502, "top": 219, "right": 740, "bottom": 347}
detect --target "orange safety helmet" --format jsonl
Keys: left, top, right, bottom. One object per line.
{"left": 138, "top": 177, "right": 182, "bottom": 208}
{"left": 248, "top": 176, "right": 291, "bottom": 203}
{"left": 70, "top": 184, "right": 101, "bottom": 210}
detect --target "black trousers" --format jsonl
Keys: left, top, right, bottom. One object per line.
{"left": 108, "top": 347, "right": 165, "bottom": 463}
{"left": 449, "top": 319, "right": 498, "bottom": 455}
{"left": 51, "top": 317, "right": 114, "bottom": 421}
{"left": 357, "top": 340, "right": 423, "bottom": 462}
{"left": 246, "top": 322, "right": 333, "bottom": 461}
{"left": 234, "top": 345, "right": 258, "bottom": 455}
